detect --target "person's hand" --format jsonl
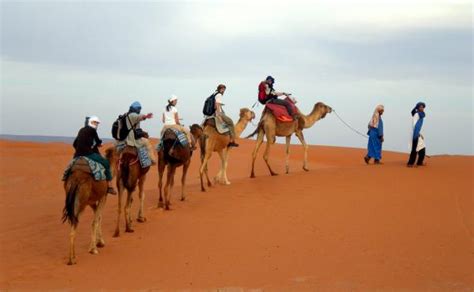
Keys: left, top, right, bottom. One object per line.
{"left": 145, "top": 113, "right": 153, "bottom": 119}
{"left": 98, "top": 144, "right": 103, "bottom": 148}
{"left": 380, "top": 137, "right": 384, "bottom": 143}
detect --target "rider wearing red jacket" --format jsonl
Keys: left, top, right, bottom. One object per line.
{"left": 258, "top": 76, "right": 296, "bottom": 120}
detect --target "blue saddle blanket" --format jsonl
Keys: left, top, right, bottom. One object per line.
{"left": 156, "top": 128, "right": 189, "bottom": 151}
{"left": 62, "top": 156, "right": 106, "bottom": 181}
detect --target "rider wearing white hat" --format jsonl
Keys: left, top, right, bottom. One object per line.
{"left": 73, "top": 115, "right": 117, "bottom": 194}
{"left": 161, "top": 95, "right": 196, "bottom": 150}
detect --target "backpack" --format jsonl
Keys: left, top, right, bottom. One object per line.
{"left": 258, "top": 81, "right": 268, "bottom": 105}
{"left": 202, "top": 93, "right": 217, "bottom": 116}
{"left": 111, "top": 113, "right": 131, "bottom": 141}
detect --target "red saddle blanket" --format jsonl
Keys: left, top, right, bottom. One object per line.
{"left": 265, "top": 97, "right": 298, "bottom": 122}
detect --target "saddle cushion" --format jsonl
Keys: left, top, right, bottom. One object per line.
{"left": 203, "top": 117, "right": 230, "bottom": 135}
{"left": 118, "top": 145, "right": 151, "bottom": 169}
{"left": 62, "top": 157, "right": 106, "bottom": 181}
{"left": 265, "top": 97, "right": 298, "bottom": 122}
{"left": 156, "top": 128, "right": 189, "bottom": 151}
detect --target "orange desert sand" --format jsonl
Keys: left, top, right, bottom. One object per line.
{"left": 0, "top": 139, "right": 472, "bottom": 291}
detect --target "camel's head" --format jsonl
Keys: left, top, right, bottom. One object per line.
{"left": 190, "top": 124, "right": 203, "bottom": 139}
{"left": 239, "top": 108, "right": 256, "bottom": 121}
{"left": 314, "top": 102, "right": 332, "bottom": 119}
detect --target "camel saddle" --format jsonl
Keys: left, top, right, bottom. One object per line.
{"left": 203, "top": 117, "right": 230, "bottom": 135}
{"left": 119, "top": 145, "right": 152, "bottom": 168}
{"left": 62, "top": 156, "right": 106, "bottom": 181}
{"left": 265, "top": 97, "right": 298, "bottom": 122}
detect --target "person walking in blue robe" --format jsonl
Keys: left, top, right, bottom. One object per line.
{"left": 364, "top": 105, "right": 385, "bottom": 164}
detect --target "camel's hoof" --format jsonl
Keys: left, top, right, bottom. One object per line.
{"left": 67, "top": 258, "right": 77, "bottom": 265}
{"left": 271, "top": 173, "right": 278, "bottom": 176}
{"left": 180, "top": 197, "right": 185, "bottom": 201}
{"left": 89, "top": 248, "right": 99, "bottom": 255}
{"left": 303, "top": 167, "right": 309, "bottom": 172}
{"left": 125, "top": 227, "right": 134, "bottom": 233}
{"left": 250, "top": 174, "right": 256, "bottom": 178}
{"left": 157, "top": 202, "right": 164, "bottom": 209}
{"left": 113, "top": 231, "right": 120, "bottom": 238}
{"left": 224, "top": 181, "right": 231, "bottom": 185}
{"left": 96, "top": 241, "right": 105, "bottom": 248}
{"left": 137, "top": 217, "right": 147, "bottom": 223}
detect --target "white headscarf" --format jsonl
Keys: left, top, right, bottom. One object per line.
{"left": 368, "top": 105, "right": 384, "bottom": 128}
{"left": 88, "top": 115, "right": 101, "bottom": 129}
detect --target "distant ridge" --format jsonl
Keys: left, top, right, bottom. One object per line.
{"left": 0, "top": 134, "right": 114, "bottom": 144}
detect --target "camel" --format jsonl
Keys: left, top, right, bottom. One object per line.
{"left": 157, "top": 128, "right": 193, "bottom": 210}
{"left": 190, "top": 108, "right": 255, "bottom": 191}
{"left": 62, "top": 148, "right": 117, "bottom": 265}
{"left": 247, "top": 102, "right": 332, "bottom": 177}
{"left": 113, "top": 146, "right": 150, "bottom": 237}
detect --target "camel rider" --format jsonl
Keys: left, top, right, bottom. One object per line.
{"left": 214, "top": 84, "right": 239, "bottom": 148}
{"left": 73, "top": 116, "right": 117, "bottom": 195}
{"left": 258, "top": 76, "right": 296, "bottom": 120}
{"left": 124, "top": 101, "right": 156, "bottom": 164}
{"left": 161, "top": 95, "right": 197, "bottom": 150}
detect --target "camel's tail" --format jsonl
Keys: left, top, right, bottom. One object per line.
{"left": 120, "top": 152, "right": 138, "bottom": 193}
{"left": 245, "top": 127, "right": 260, "bottom": 139}
{"left": 62, "top": 176, "right": 81, "bottom": 227}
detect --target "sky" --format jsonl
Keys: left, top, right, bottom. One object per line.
{"left": 1, "top": 0, "right": 472, "bottom": 155}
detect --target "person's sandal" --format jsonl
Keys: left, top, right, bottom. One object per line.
{"left": 228, "top": 142, "right": 239, "bottom": 148}
{"left": 107, "top": 187, "right": 117, "bottom": 195}
{"left": 364, "top": 156, "right": 370, "bottom": 164}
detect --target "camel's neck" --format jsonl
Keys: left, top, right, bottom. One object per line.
{"left": 301, "top": 108, "right": 325, "bottom": 129}
{"left": 234, "top": 117, "right": 250, "bottom": 137}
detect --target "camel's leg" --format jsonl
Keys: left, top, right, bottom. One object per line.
{"left": 113, "top": 180, "right": 124, "bottom": 237}
{"left": 181, "top": 161, "right": 190, "bottom": 201}
{"left": 215, "top": 150, "right": 225, "bottom": 184}
{"left": 68, "top": 225, "right": 77, "bottom": 265}
{"left": 158, "top": 157, "right": 166, "bottom": 208}
{"left": 204, "top": 163, "right": 212, "bottom": 187}
{"left": 285, "top": 135, "right": 291, "bottom": 174}
{"left": 263, "top": 131, "right": 278, "bottom": 176}
{"left": 295, "top": 131, "right": 309, "bottom": 171}
{"left": 137, "top": 175, "right": 147, "bottom": 222}
{"left": 222, "top": 147, "right": 231, "bottom": 185}
{"left": 125, "top": 190, "right": 134, "bottom": 233}
{"left": 89, "top": 203, "right": 100, "bottom": 255}
{"left": 200, "top": 151, "right": 212, "bottom": 192}
{"left": 164, "top": 165, "right": 176, "bottom": 210}
{"left": 95, "top": 195, "right": 107, "bottom": 248}
{"left": 250, "top": 130, "right": 265, "bottom": 178}
{"left": 96, "top": 214, "right": 105, "bottom": 248}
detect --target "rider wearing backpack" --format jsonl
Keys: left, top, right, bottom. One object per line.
{"left": 210, "top": 84, "right": 239, "bottom": 148}
{"left": 122, "top": 101, "right": 156, "bottom": 164}
{"left": 258, "top": 76, "right": 296, "bottom": 120}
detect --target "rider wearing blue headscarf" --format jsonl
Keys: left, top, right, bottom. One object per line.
{"left": 122, "top": 101, "right": 156, "bottom": 164}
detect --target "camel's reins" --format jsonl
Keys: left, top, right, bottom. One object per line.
{"left": 332, "top": 109, "right": 369, "bottom": 139}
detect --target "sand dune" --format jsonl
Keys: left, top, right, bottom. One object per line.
{"left": 0, "top": 139, "right": 472, "bottom": 290}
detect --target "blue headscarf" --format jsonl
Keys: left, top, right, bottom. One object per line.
{"left": 129, "top": 101, "right": 142, "bottom": 114}
{"left": 411, "top": 102, "right": 426, "bottom": 117}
